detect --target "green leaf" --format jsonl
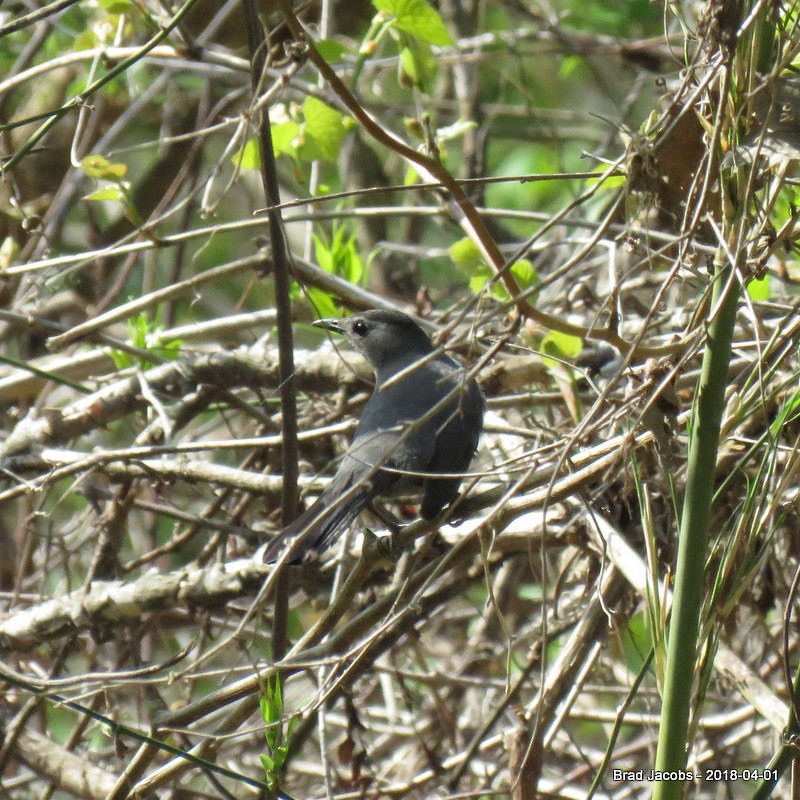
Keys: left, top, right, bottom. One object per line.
{"left": 107, "top": 348, "right": 133, "bottom": 371}
{"left": 259, "top": 694, "right": 272, "bottom": 723}
{"left": 747, "top": 274, "right": 771, "bottom": 301}
{"left": 160, "top": 338, "right": 182, "bottom": 360}
{"left": 300, "top": 97, "right": 353, "bottom": 162}
{"left": 541, "top": 330, "right": 583, "bottom": 367}
{"left": 129, "top": 312, "right": 150, "bottom": 350}
{"left": 558, "top": 54, "right": 585, "bottom": 80}
{"left": 449, "top": 237, "right": 486, "bottom": 271}
{"left": 313, "top": 234, "right": 334, "bottom": 274}
{"left": 307, "top": 286, "right": 339, "bottom": 319}
{"left": 109, "top": 312, "right": 181, "bottom": 371}
{"left": 403, "top": 116, "right": 424, "bottom": 141}
{"left": 399, "top": 41, "right": 436, "bottom": 90}
{"left": 74, "top": 30, "right": 97, "bottom": 51}
{"left": 451, "top": 239, "right": 536, "bottom": 300}
{"left": 231, "top": 138, "right": 261, "bottom": 170}
{"left": 585, "top": 171, "right": 626, "bottom": 190}
{"left": 260, "top": 753, "right": 274, "bottom": 772}
{"left": 81, "top": 154, "right": 127, "bottom": 180}
{"left": 374, "top": 0, "right": 453, "bottom": 45}
{"left": 313, "top": 227, "right": 364, "bottom": 285}
{"left": 83, "top": 186, "right": 125, "bottom": 202}
{"left": 316, "top": 38, "right": 348, "bottom": 62}
{"left": 510, "top": 259, "right": 538, "bottom": 290}
{"left": 287, "top": 714, "right": 301, "bottom": 738}
{"left": 450, "top": 241, "right": 537, "bottom": 293}
{"left": 273, "top": 744, "right": 289, "bottom": 766}
{"left": 99, "top": 0, "right": 132, "bottom": 11}
{"left": 468, "top": 265, "right": 499, "bottom": 296}
{"left": 342, "top": 238, "right": 364, "bottom": 285}
{"left": 270, "top": 120, "right": 301, "bottom": 158}
{"left": 404, "top": 163, "right": 421, "bottom": 184}
{"left": 436, "top": 118, "right": 478, "bottom": 142}
{"left": 331, "top": 226, "right": 364, "bottom": 284}
{"left": 260, "top": 691, "right": 280, "bottom": 724}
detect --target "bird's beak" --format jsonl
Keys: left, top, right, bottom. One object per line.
{"left": 313, "top": 318, "right": 346, "bottom": 335}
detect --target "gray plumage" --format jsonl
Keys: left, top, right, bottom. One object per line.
{"left": 264, "top": 309, "right": 485, "bottom": 563}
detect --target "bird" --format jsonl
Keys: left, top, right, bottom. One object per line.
{"left": 263, "top": 309, "right": 485, "bottom": 564}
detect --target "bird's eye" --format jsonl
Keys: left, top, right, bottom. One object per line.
{"left": 352, "top": 320, "right": 367, "bottom": 336}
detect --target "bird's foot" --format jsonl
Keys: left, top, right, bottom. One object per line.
{"left": 362, "top": 527, "right": 402, "bottom": 561}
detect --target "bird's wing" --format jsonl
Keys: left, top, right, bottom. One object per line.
{"left": 349, "top": 376, "right": 440, "bottom": 476}
{"left": 344, "top": 423, "right": 435, "bottom": 490}
{"left": 420, "top": 377, "right": 485, "bottom": 519}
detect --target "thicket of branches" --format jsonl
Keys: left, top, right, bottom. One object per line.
{"left": 2, "top": 0, "right": 800, "bottom": 798}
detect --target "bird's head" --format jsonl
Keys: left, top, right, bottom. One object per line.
{"left": 313, "top": 309, "right": 436, "bottom": 383}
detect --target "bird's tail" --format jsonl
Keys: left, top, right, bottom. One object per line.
{"left": 263, "top": 482, "right": 371, "bottom": 564}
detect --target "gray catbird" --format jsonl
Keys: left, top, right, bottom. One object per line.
{"left": 263, "top": 309, "right": 485, "bottom": 563}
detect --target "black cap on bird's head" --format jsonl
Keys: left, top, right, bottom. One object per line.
{"left": 314, "top": 309, "right": 436, "bottom": 382}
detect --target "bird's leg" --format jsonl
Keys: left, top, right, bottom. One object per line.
{"left": 367, "top": 500, "right": 404, "bottom": 530}
{"left": 364, "top": 501, "right": 405, "bottom": 560}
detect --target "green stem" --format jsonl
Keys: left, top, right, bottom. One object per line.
{"left": 652, "top": 251, "right": 740, "bottom": 799}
